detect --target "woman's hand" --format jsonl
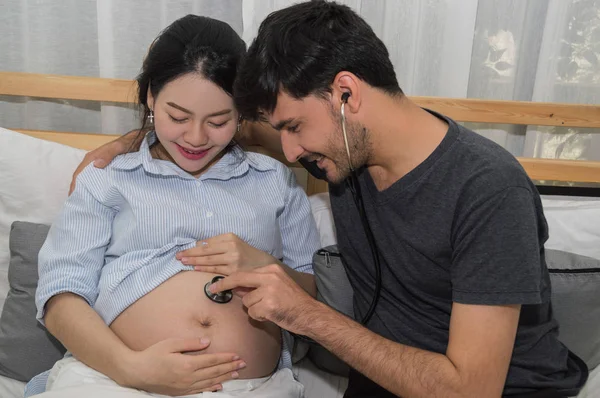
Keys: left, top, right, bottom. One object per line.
{"left": 121, "top": 337, "right": 246, "bottom": 395}
{"left": 69, "top": 129, "right": 145, "bottom": 194}
{"left": 176, "top": 233, "right": 279, "bottom": 275}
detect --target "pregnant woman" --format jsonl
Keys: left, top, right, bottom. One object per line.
{"left": 31, "top": 14, "right": 320, "bottom": 398}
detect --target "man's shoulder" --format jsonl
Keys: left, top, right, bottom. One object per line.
{"left": 447, "top": 124, "right": 534, "bottom": 196}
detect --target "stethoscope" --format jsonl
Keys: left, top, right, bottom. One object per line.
{"left": 204, "top": 276, "right": 233, "bottom": 303}
{"left": 203, "top": 93, "right": 383, "bottom": 329}
{"left": 339, "top": 92, "right": 382, "bottom": 326}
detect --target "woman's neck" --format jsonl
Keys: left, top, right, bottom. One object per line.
{"left": 149, "top": 141, "right": 172, "bottom": 162}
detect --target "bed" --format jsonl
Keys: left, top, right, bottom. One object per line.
{"left": 1, "top": 71, "right": 600, "bottom": 397}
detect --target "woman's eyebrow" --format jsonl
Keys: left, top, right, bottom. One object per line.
{"left": 167, "top": 102, "right": 193, "bottom": 114}
{"left": 206, "top": 109, "right": 233, "bottom": 117}
{"left": 166, "top": 102, "right": 232, "bottom": 118}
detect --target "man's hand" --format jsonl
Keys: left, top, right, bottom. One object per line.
{"left": 176, "top": 233, "right": 278, "bottom": 275}
{"left": 209, "top": 264, "right": 318, "bottom": 333}
{"left": 120, "top": 337, "right": 246, "bottom": 395}
{"left": 69, "top": 129, "right": 145, "bottom": 194}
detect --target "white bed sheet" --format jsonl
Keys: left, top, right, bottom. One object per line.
{"left": 296, "top": 362, "right": 600, "bottom": 398}
{"left": 0, "top": 359, "right": 598, "bottom": 397}
{"left": 577, "top": 364, "right": 600, "bottom": 398}
{"left": 294, "top": 357, "right": 348, "bottom": 398}
{"left": 0, "top": 374, "right": 25, "bottom": 398}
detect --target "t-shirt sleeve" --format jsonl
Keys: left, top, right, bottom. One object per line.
{"left": 451, "top": 186, "right": 545, "bottom": 305}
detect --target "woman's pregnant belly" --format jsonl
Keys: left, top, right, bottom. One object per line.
{"left": 109, "top": 271, "right": 282, "bottom": 379}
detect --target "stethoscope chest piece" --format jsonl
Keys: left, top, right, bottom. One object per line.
{"left": 204, "top": 275, "right": 233, "bottom": 304}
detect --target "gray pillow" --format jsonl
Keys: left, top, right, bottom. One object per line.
{"left": 546, "top": 249, "right": 600, "bottom": 370}
{"left": 0, "top": 221, "right": 66, "bottom": 381}
{"left": 309, "top": 245, "right": 353, "bottom": 376}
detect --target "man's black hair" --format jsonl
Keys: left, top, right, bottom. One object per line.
{"left": 234, "top": 0, "right": 403, "bottom": 120}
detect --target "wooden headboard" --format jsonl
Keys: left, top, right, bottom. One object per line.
{"left": 2, "top": 71, "right": 600, "bottom": 195}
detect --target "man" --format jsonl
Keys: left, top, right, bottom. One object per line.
{"left": 76, "top": 1, "right": 587, "bottom": 397}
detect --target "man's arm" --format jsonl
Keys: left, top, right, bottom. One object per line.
{"left": 177, "top": 233, "right": 318, "bottom": 297}
{"left": 212, "top": 268, "right": 520, "bottom": 398}
{"left": 319, "top": 186, "right": 540, "bottom": 397}
{"left": 177, "top": 155, "right": 320, "bottom": 297}
{"left": 69, "top": 129, "right": 145, "bottom": 194}
{"left": 72, "top": 122, "right": 282, "bottom": 194}
{"left": 305, "top": 301, "right": 519, "bottom": 398}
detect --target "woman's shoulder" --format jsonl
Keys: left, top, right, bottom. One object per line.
{"left": 244, "top": 151, "right": 303, "bottom": 193}
{"left": 243, "top": 151, "right": 311, "bottom": 200}
{"left": 73, "top": 154, "right": 138, "bottom": 204}
{"left": 77, "top": 152, "right": 140, "bottom": 181}
{"left": 110, "top": 151, "right": 145, "bottom": 171}
{"left": 244, "top": 150, "right": 291, "bottom": 176}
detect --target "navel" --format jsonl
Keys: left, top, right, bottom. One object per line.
{"left": 198, "top": 317, "right": 213, "bottom": 328}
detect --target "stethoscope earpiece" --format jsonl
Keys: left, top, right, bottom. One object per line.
{"left": 204, "top": 275, "right": 233, "bottom": 304}
{"left": 340, "top": 92, "right": 353, "bottom": 171}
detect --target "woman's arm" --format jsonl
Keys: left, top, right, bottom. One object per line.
{"left": 40, "top": 167, "right": 242, "bottom": 395}
{"left": 178, "top": 167, "right": 320, "bottom": 296}
{"left": 274, "top": 259, "right": 317, "bottom": 297}
{"left": 274, "top": 168, "right": 321, "bottom": 297}
{"left": 44, "top": 293, "right": 242, "bottom": 395}
{"left": 44, "top": 293, "right": 138, "bottom": 387}
{"left": 179, "top": 233, "right": 317, "bottom": 297}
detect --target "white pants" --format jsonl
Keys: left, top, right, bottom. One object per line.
{"left": 35, "top": 357, "right": 304, "bottom": 398}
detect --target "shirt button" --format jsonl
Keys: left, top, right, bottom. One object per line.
{"left": 206, "top": 211, "right": 214, "bottom": 218}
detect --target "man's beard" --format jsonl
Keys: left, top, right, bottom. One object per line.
{"left": 317, "top": 109, "right": 371, "bottom": 184}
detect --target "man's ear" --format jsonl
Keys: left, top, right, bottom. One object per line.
{"left": 331, "top": 71, "right": 361, "bottom": 114}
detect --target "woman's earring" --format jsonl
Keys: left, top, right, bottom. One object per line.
{"left": 148, "top": 110, "right": 154, "bottom": 124}
{"left": 236, "top": 119, "right": 242, "bottom": 134}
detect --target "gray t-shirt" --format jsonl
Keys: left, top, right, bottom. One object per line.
{"left": 327, "top": 113, "right": 588, "bottom": 397}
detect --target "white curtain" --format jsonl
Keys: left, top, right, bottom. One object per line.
{"left": 0, "top": 0, "right": 243, "bottom": 136}
{"left": 1, "top": 0, "right": 599, "bottom": 161}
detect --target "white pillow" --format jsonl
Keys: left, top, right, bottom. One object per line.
{"left": 308, "top": 193, "right": 336, "bottom": 247}
{"left": 541, "top": 195, "right": 600, "bottom": 260}
{"left": 306, "top": 192, "right": 600, "bottom": 261}
{"left": 0, "top": 128, "right": 86, "bottom": 313}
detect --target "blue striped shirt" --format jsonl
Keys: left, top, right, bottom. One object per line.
{"left": 27, "top": 132, "right": 320, "bottom": 396}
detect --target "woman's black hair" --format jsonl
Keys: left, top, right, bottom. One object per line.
{"left": 137, "top": 14, "right": 246, "bottom": 132}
